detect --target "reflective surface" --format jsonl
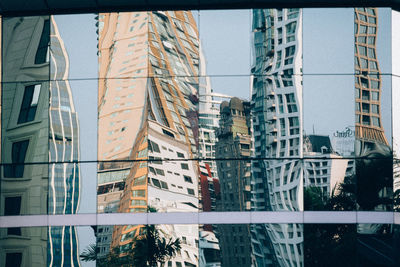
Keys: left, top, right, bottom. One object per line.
{"left": 304, "top": 224, "right": 357, "bottom": 266}
{"left": 93, "top": 224, "right": 198, "bottom": 267}
{"left": 0, "top": 226, "right": 96, "bottom": 267}
{"left": 0, "top": 7, "right": 400, "bottom": 267}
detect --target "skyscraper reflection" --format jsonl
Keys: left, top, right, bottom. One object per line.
{"left": 97, "top": 11, "right": 201, "bottom": 266}
{"left": 251, "top": 8, "right": 303, "bottom": 267}
{"left": 1, "top": 16, "right": 81, "bottom": 267}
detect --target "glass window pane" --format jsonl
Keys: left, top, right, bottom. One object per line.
{"left": 304, "top": 224, "right": 356, "bottom": 266}
{"left": 1, "top": 16, "right": 51, "bottom": 216}
{"left": 0, "top": 226, "right": 48, "bottom": 266}
{"left": 355, "top": 9, "right": 393, "bottom": 212}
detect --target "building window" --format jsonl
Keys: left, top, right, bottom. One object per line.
{"left": 282, "top": 69, "right": 293, "bottom": 87}
{"left": 133, "top": 175, "right": 146, "bottom": 186}
{"left": 372, "top": 116, "right": 380, "bottom": 127}
{"left": 151, "top": 178, "right": 161, "bottom": 188}
{"left": 34, "top": 19, "right": 50, "bottom": 64}
{"left": 285, "top": 93, "right": 297, "bottom": 113}
{"left": 371, "top": 104, "right": 379, "bottom": 114}
{"left": 160, "top": 181, "right": 168, "bottom": 189}
{"left": 187, "top": 188, "right": 195, "bottom": 195}
{"left": 6, "top": 252, "right": 22, "bottom": 267}
{"left": 278, "top": 95, "right": 284, "bottom": 113}
{"left": 18, "top": 84, "right": 41, "bottom": 124}
{"left": 183, "top": 175, "right": 193, "bottom": 183}
{"left": 362, "top": 115, "right": 370, "bottom": 125}
{"left": 148, "top": 140, "right": 160, "bottom": 153}
{"left": 274, "top": 73, "right": 281, "bottom": 88}
{"left": 285, "top": 21, "right": 296, "bottom": 43}
{"left": 4, "top": 140, "right": 29, "bottom": 178}
{"left": 132, "top": 190, "right": 145, "bottom": 198}
{"left": 280, "top": 118, "right": 286, "bottom": 137}
{"left": 155, "top": 168, "right": 165, "bottom": 176}
{"left": 181, "top": 163, "right": 189, "bottom": 170}
{"left": 285, "top": 46, "right": 296, "bottom": 57}
{"left": 288, "top": 117, "right": 299, "bottom": 135}
{"left": 276, "top": 51, "right": 282, "bottom": 69}
{"left": 4, "top": 196, "right": 22, "bottom": 236}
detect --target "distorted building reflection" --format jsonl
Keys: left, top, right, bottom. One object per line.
{"left": 215, "top": 98, "right": 253, "bottom": 266}
{"left": 303, "top": 135, "right": 354, "bottom": 203}
{"left": 251, "top": 8, "right": 303, "bottom": 267}
{"left": 354, "top": 8, "right": 393, "bottom": 213}
{"left": 97, "top": 11, "right": 200, "bottom": 266}
{"left": 48, "top": 17, "right": 81, "bottom": 267}
{"left": 1, "top": 16, "right": 81, "bottom": 267}
{"left": 1, "top": 15, "right": 50, "bottom": 267}
{"left": 354, "top": 8, "right": 395, "bottom": 266}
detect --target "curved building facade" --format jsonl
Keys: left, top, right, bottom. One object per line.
{"left": 251, "top": 8, "right": 303, "bottom": 267}
{"left": 97, "top": 11, "right": 201, "bottom": 266}
{"left": 48, "top": 17, "right": 81, "bottom": 267}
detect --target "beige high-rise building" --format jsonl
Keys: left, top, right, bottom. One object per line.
{"left": 355, "top": 8, "right": 388, "bottom": 147}
{"left": 97, "top": 11, "right": 201, "bottom": 266}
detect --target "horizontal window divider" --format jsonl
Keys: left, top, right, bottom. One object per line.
{"left": 0, "top": 211, "right": 399, "bottom": 228}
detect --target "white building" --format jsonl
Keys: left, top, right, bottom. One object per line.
{"left": 303, "top": 135, "right": 352, "bottom": 197}
{"left": 251, "top": 8, "right": 303, "bottom": 267}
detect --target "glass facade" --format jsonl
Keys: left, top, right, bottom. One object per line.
{"left": 0, "top": 6, "right": 400, "bottom": 267}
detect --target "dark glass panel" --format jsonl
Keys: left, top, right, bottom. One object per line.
{"left": 34, "top": 19, "right": 50, "bottom": 65}
{"left": 357, "top": 223, "right": 396, "bottom": 266}
{"left": 216, "top": 223, "right": 253, "bottom": 266}
{"left": 17, "top": 84, "right": 41, "bottom": 124}
{"left": 5, "top": 253, "right": 22, "bottom": 267}
{"left": 4, "top": 196, "right": 22, "bottom": 235}
{"left": 304, "top": 224, "right": 356, "bottom": 266}
{"left": 3, "top": 140, "right": 29, "bottom": 178}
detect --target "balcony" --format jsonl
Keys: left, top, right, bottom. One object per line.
{"left": 266, "top": 99, "right": 276, "bottom": 110}
{"left": 267, "top": 123, "right": 278, "bottom": 133}
{"left": 267, "top": 90, "right": 275, "bottom": 97}
{"left": 266, "top": 112, "right": 277, "bottom": 122}
{"left": 267, "top": 134, "right": 278, "bottom": 145}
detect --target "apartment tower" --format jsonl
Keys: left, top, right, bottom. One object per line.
{"left": 215, "top": 98, "right": 253, "bottom": 266}
{"left": 251, "top": 8, "right": 303, "bottom": 267}
{"left": 98, "top": 11, "right": 201, "bottom": 266}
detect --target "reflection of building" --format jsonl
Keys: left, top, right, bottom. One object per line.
{"left": 215, "top": 98, "right": 253, "bottom": 266}
{"left": 354, "top": 9, "right": 395, "bottom": 265}
{"left": 1, "top": 16, "right": 81, "bottom": 267}
{"left": 251, "top": 8, "right": 303, "bottom": 267}
{"left": 354, "top": 8, "right": 392, "bottom": 213}
{"left": 48, "top": 17, "right": 81, "bottom": 267}
{"left": 98, "top": 11, "right": 200, "bottom": 265}
{"left": 199, "top": 163, "right": 220, "bottom": 221}
{"left": 394, "top": 154, "right": 400, "bottom": 211}
{"left": 1, "top": 15, "right": 50, "bottom": 267}
{"left": 197, "top": 57, "right": 224, "bottom": 266}
{"left": 199, "top": 231, "right": 221, "bottom": 267}
{"left": 304, "top": 135, "right": 353, "bottom": 197}
{"left": 198, "top": 60, "right": 226, "bottom": 186}
{"left": 355, "top": 8, "right": 387, "bottom": 149}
